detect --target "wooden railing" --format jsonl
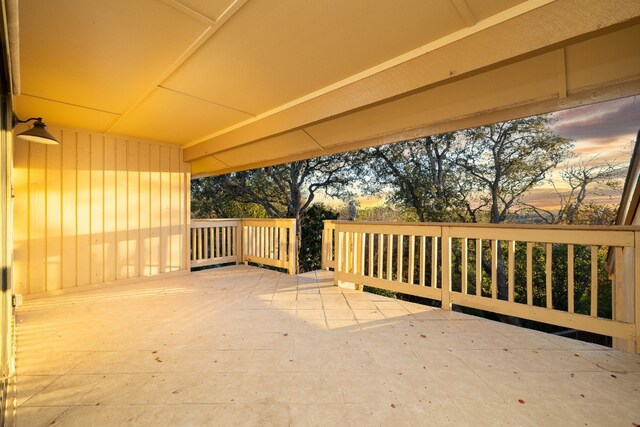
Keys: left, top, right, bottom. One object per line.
{"left": 191, "top": 219, "right": 242, "bottom": 268}
{"left": 323, "top": 220, "right": 640, "bottom": 352}
{"left": 241, "top": 219, "right": 297, "bottom": 275}
{"left": 190, "top": 218, "right": 297, "bottom": 274}
{"left": 321, "top": 220, "right": 336, "bottom": 270}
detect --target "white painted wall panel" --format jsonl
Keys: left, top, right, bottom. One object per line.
{"left": 13, "top": 127, "right": 189, "bottom": 295}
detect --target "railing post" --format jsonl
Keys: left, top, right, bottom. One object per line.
{"left": 236, "top": 220, "right": 243, "bottom": 265}
{"left": 335, "top": 224, "right": 342, "bottom": 287}
{"left": 321, "top": 221, "right": 328, "bottom": 270}
{"left": 288, "top": 219, "right": 297, "bottom": 275}
{"left": 242, "top": 220, "right": 248, "bottom": 265}
{"left": 441, "top": 226, "right": 451, "bottom": 310}
{"left": 613, "top": 232, "right": 639, "bottom": 353}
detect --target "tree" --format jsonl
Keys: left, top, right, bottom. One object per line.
{"left": 455, "top": 115, "right": 573, "bottom": 224}
{"left": 451, "top": 116, "right": 573, "bottom": 323}
{"left": 191, "top": 174, "right": 266, "bottom": 219}
{"left": 357, "top": 133, "right": 469, "bottom": 222}
{"left": 192, "top": 153, "right": 355, "bottom": 272}
{"left": 523, "top": 156, "right": 623, "bottom": 225}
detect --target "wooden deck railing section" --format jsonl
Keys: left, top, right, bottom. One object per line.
{"left": 190, "top": 218, "right": 297, "bottom": 274}
{"left": 322, "top": 220, "right": 640, "bottom": 353}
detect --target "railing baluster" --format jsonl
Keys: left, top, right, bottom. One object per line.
{"left": 613, "top": 247, "right": 623, "bottom": 321}
{"left": 352, "top": 232, "right": 358, "bottom": 275}
{"left": 377, "top": 234, "right": 383, "bottom": 278}
{"left": 431, "top": 236, "right": 438, "bottom": 288}
{"left": 491, "top": 240, "right": 497, "bottom": 299}
{"left": 590, "top": 245, "right": 598, "bottom": 317}
{"left": 345, "top": 231, "right": 351, "bottom": 273}
{"left": 359, "top": 232, "right": 365, "bottom": 277}
{"left": 198, "top": 228, "right": 203, "bottom": 260}
{"left": 568, "top": 244, "right": 574, "bottom": 313}
{"left": 336, "top": 230, "right": 343, "bottom": 277}
{"left": 368, "top": 233, "right": 374, "bottom": 277}
{"left": 476, "top": 239, "right": 482, "bottom": 296}
{"left": 252, "top": 226, "right": 256, "bottom": 258}
{"left": 461, "top": 238, "right": 467, "bottom": 294}
{"left": 397, "top": 234, "right": 404, "bottom": 282}
{"left": 223, "top": 226, "right": 228, "bottom": 258}
{"left": 408, "top": 235, "right": 416, "bottom": 285}
{"left": 191, "top": 228, "right": 196, "bottom": 261}
{"left": 273, "top": 226, "right": 278, "bottom": 260}
{"left": 231, "top": 226, "right": 235, "bottom": 257}
{"left": 419, "top": 236, "right": 426, "bottom": 287}
{"left": 203, "top": 227, "right": 209, "bottom": 259}
{"left": 441, "top": 229, "right": 451, "bottom": 308}
{"left": 212, "top": 226, "right": 216, "bottom": 258}
{"left": 387, "top": 234, "right": 393, "bottom": 280}
{"left": 218, "top": 227, "right": 223, "bottom": 258}
{"left": 546, "top": 243, "right": 552, "bottom": 309}
{"left": 526, "top": 242, "right": 533, "bottom": 306}
{"left": 508, "top": 240, "right": 515, "bottom": 303}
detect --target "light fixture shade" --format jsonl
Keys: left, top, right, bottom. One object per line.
{"left": 17, "top": 119, "right": 59, "bottom": 145}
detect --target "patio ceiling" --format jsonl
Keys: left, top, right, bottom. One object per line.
{"left": 14, "top": 0, "right": 640, "bottom": 177}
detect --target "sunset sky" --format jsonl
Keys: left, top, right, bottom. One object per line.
{"left": 342, "top": 95, "right": 639, "bottom": 212}
{"left": 524, "top": 95, "right": 638, "bottom": 209}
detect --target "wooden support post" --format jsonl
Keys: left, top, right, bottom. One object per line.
{"left": 288, "top": 220, "right": 296, "bottom": 275}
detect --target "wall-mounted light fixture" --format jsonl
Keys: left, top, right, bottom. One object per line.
{"left": 13, "top": 115, "right": 59, "bottom": 145}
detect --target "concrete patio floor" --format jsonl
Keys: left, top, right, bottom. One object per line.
{"left": 14, "top": 265, "right": 640, "bottom": 426}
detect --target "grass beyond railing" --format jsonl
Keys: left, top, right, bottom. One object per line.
{"left": 191, "top": 219, "right": 297, "bottom": 274}
{"left": 322, "top": 220, "right": 640, "bottom": 353}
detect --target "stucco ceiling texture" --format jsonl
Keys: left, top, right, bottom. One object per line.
{"left": 15, "top": 0, "right": 640, "bottom": 176}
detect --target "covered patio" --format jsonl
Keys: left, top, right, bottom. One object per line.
{"left": 15, "top": 265, "right": 640, "bottom": 426}
{"left": 1, "top": 0, "right": 640, "bottom": 425}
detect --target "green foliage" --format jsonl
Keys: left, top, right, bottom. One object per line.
{"left": 448, "top": 239, "right": 613, "bottom": 322}
{"left": 298, "top": 204, "right": 338, "bottom": 273}
{"left": 362, "top": 286, "right": 397, "bottom": 299}
{"left": 190, "top": 175, "right": 267, "bottom": 219}
{"left": 356, "top": 133, "right": 469, "bottom": 222}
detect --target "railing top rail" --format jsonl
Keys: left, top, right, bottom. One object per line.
{"left": 191, "top": 218, "right": 295, "bottom": 223}
{"left": 191, "top": 219, "right": 241, "bottom": 228}
{"left": 328, "top": 220, "right": 640, "bottom": 232}
{"left": 242, "top": 218, "right": 295, "bottom": 225}
{"left": 191, "top": 218, "right": 242, "bottom": 223}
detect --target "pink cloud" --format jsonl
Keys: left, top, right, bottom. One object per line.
{"left": 552, "top": 96, "right": 640, "bottom": 141}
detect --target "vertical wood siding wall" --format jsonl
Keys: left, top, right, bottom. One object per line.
{"left": 13, "top": 127, "right": 190, "bottom": 296}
